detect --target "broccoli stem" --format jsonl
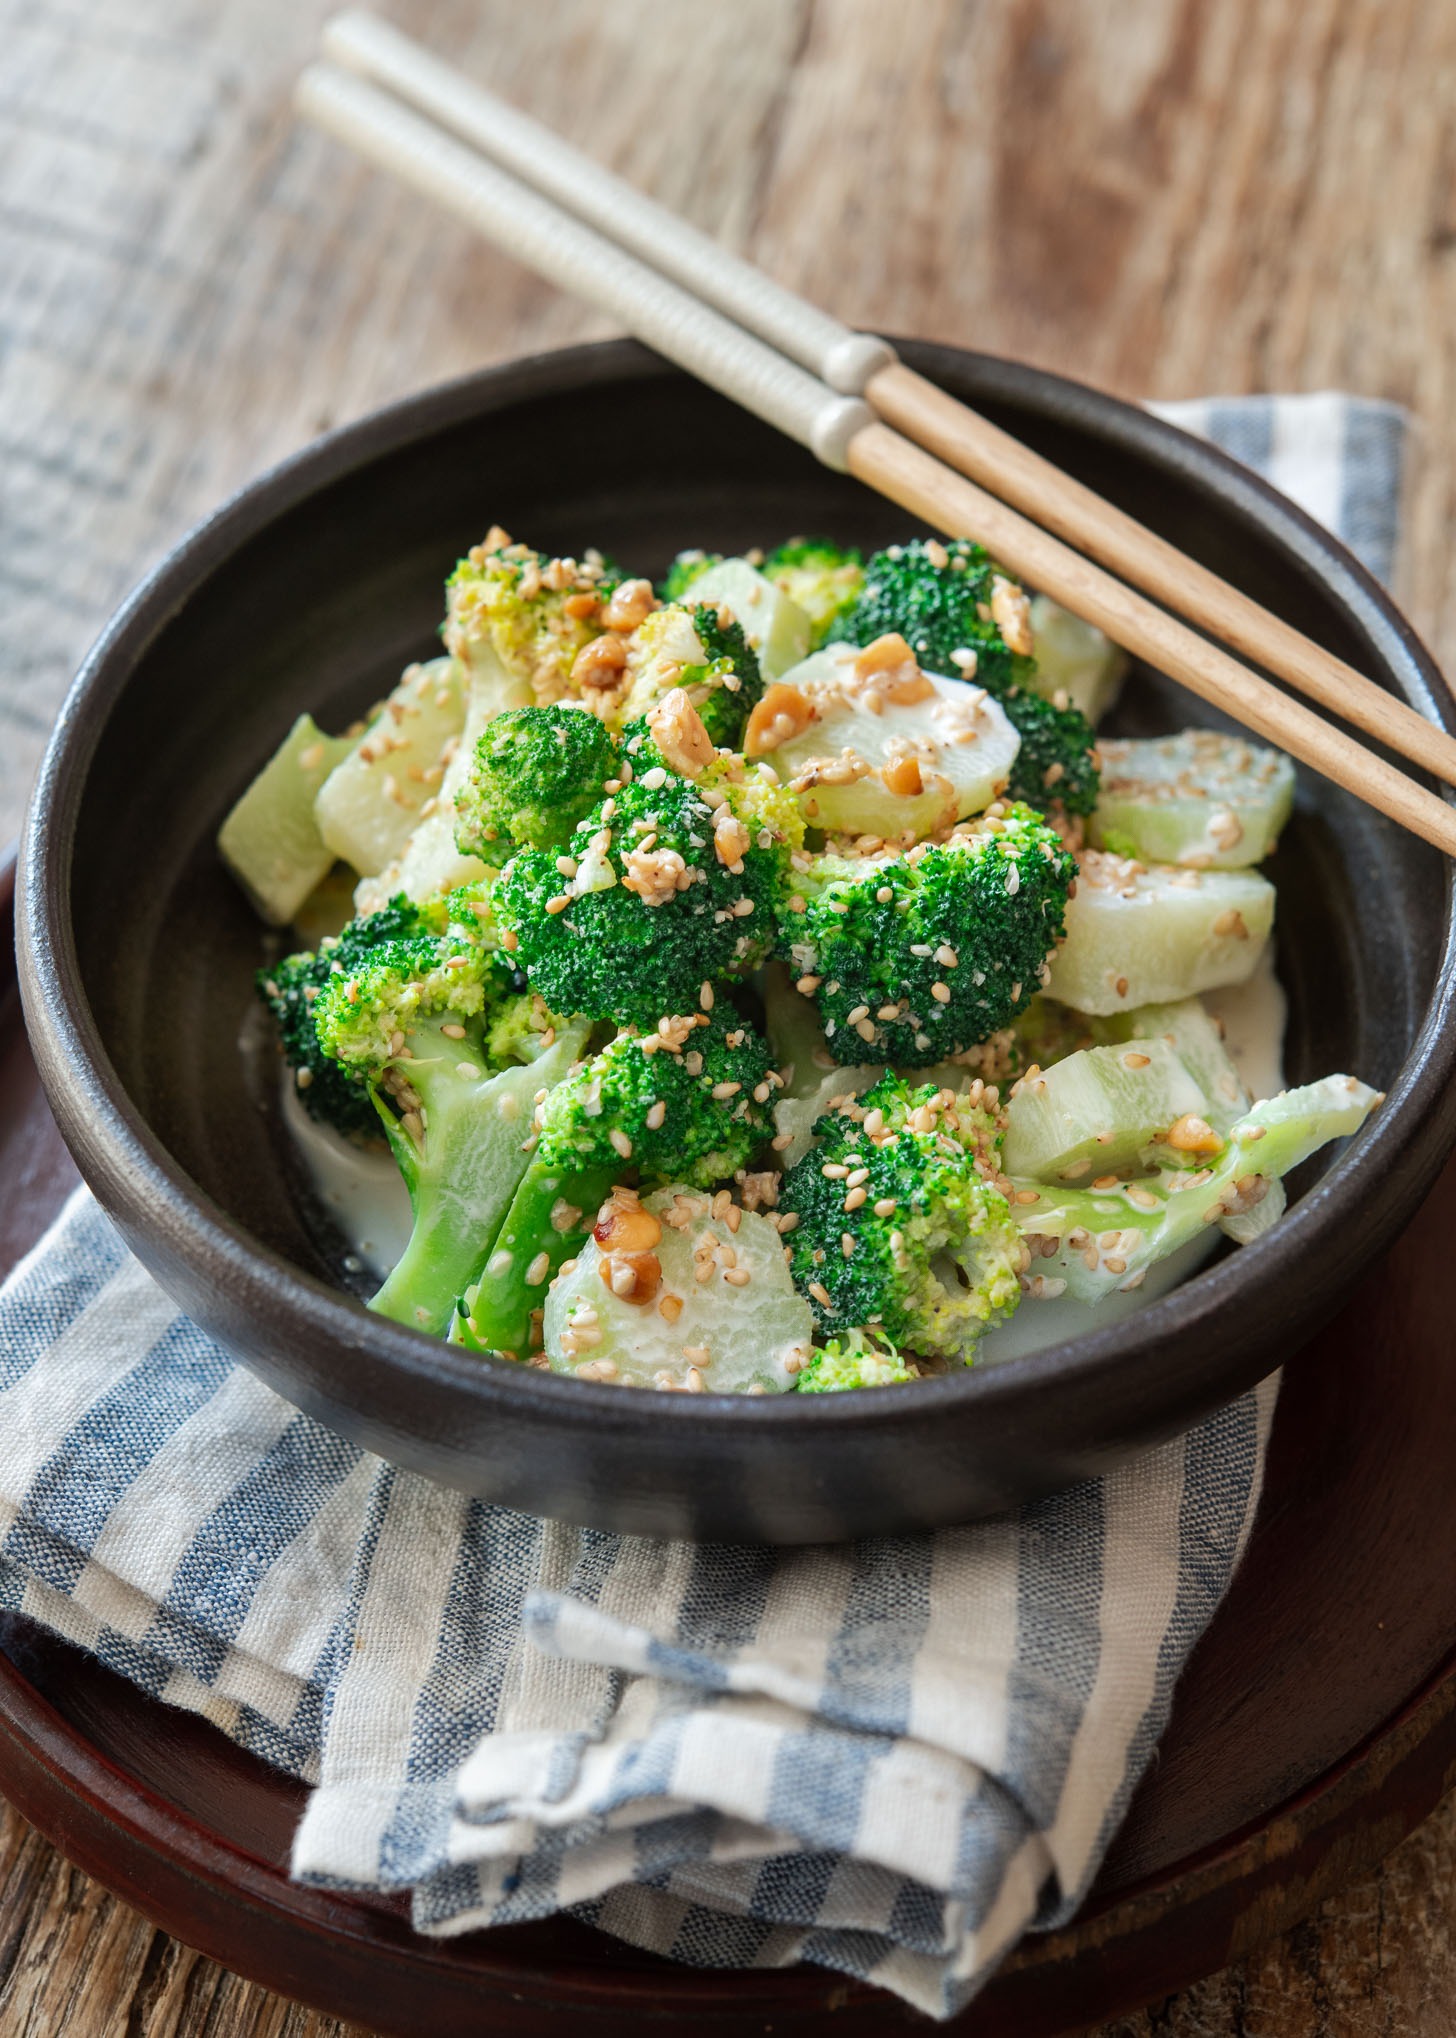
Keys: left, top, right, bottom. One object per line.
{"left": 454, "top": 1158, "right": 619, "bottom": 1360}
{"left": 368, "top": 1019, "right": 590, "bottom": 1335}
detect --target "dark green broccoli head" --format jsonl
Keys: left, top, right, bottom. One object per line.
{"left": 616, "top": 602, "right": 760, "bottom": 749}
{"left": 762, "top": 538, "right": 865, "bottom": 647}
{"left": 495, "top": 767, "right": 788, "bottom": 1027}
{"left": 454, "top": 705, "right": 619, "bottom": 857}
{"left": 684, "top": 602, "right": 763, "bottom": 745}
{"left": 257, "top": 895, "right": 451, "bottom": 1135}
{"left": 780, "top": 803, "right": 1077, "bottom": 1064}
{"left": 1001, "top": 689, "right": 1100, "bottom": 816}
{"left": 779, "top": 1073, "right": 1023, "bottom": 1361}
{"left": 827, "top": 537, "right": 1030, "bottom": 692}
{"left": 538, "top": 1012, "right": 775, "bottom": 1186}
{"left": 657, "top": 549, "right": 723, "bottom": 602}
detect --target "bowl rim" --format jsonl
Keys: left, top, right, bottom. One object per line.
{"left": 19, "top": 336, "right": 1456, "bottom": 1443}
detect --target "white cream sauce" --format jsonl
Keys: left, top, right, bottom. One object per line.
{"left": 282, "top": 955, "right": 1288, "bottom": 1371}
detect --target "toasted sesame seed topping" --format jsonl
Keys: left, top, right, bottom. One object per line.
{"left": 808, "top": 1280, "right": 832, "bottom": 1306}
{"left": 525, "top": 1251, "right": 551, "bottom": 1286}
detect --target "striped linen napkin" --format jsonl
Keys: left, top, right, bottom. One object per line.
{"left": 0, "top": 393, "right": 1404, "bottom": 2019}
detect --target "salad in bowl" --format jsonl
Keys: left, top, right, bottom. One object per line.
{"left": 224, "top": 529, "right": 1379, "bottom": 1397}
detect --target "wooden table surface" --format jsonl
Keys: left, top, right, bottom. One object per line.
{"left": 4, "top": 0, "right": 1455, "bottom": 2029}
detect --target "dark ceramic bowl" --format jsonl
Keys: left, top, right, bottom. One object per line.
{"left": 18, "top": 340, "right": 1456, "bottom": 1542}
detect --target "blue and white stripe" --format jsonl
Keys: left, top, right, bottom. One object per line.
{"left": 0, "top": 392, "right": 1402, "bottom": 2018}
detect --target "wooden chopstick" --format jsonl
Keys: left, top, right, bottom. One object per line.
{"left": 296, "top": 56, "right": 1456, "bottom": 861}
{"left": 320, "top": 10, "right": 1456, "bottom": 798}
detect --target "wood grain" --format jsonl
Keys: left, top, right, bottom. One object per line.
{"left": 3, "top": 0, "right": 1456, "bottom": 2030}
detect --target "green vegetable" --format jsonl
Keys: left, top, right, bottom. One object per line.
{"left": 1009, "top": 1075, "right": 1382, "bottom": 1302}
{"left": 1046, "top": 851, "right": 1275, "bottom": 1015}
{"left": 1090, "top": 731, "right": 1296, "bottom": 869}
{"left": 1090, "top": 997, "right": 1249, "bottom": 1126}
{"left": 315, "top": 658, "right": 467, "bottom": 877}
{"left": 778, "top": 1072, "right": 1022, "bottom": 1362}
{"left": 444, "top": 535, "right": 620, "bottom": 702}
{"left": 219, "top": 713, "right": 354, "bottom": 927}
{"left": 795, "top": 1326, "right": 917, "bottom": 1392}
{"left": 542, "top": 1185, "right": 812, "bottom": 1392}
{"left": 256, "top": 894, "right": 450, "bottom": 1138}
{"left": 496, "top": 763, "right": 789, "bottom": 1027}
{"left": 781, "top": 804, "right": 1077, "bottom": 1064}
{"left": 457, "top": 1013, "right": 776, "bottom": 1360}
{"left": 312, "top": 927, "right": 575, "bottom": 1335}
{"left": 762, "top": 538, "right": 865, "bottom": 647}
{"left": 617, "top": 602, "right": 762, "bottom": 748}
{"left": 1025, "top": 596, "right": 1127, "bottom": 723}
{"left": 683, "top": 558, "right": 813, "bottom": 678}
{"left": 1002, "top": 1037, "right": 1210, "bottom": 1182}
{"left": 454, "top": 705, "right": 619, "bottom": 858}
{"left": 829, "top": 539, "right": 1099, "bottom": 813}
{"left": 658, "top": 549, "right": 723, "bottom": 602}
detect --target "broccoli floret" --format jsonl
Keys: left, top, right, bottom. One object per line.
{"left": 495, "top": 762, "right": 789, "bottom": 1027}
{"left": 616, "top": 602, "right": 762, "bottom": 749}
{"left": 312, "top": 931, "right": 586, "bottom": 1335}
{"left": 454, "top": 705, "right": 619, "bottom": 857}
{"left": 443, "top": 532, "right": 620, "bottom": 703}
{"left": 780, "top": 804, "right": 1077, "bottom": 1065}
{"left": 828, "top": 538, "right": 1100, "bottom": 813}
{"left": 1001, "top": 688, "right": 1101, "bottom": 815}
{"left": 795, "top": 1326, "right": 917, "bottom": 1392}
{"left": 762, "top": 538, "right": 865, "bottom": 647}
{"left": 779, "top": 1073, "right": 1022, "bottom": 1361}
{"left": 457, "top": 1013, "right": 776, "bottom": 1358}
{"left": 657, "top": 549, "right": 723, "bottom": 602}
{"left": 257, "top": 895, "right": 446, "bottom": 1137}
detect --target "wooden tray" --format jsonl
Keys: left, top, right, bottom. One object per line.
{"left": 4, "top": 858, "right": 1456, "bottom": 2035}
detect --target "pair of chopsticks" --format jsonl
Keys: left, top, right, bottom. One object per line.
{"left": 297, "top": 13, "right": 1456, "bottom": 860}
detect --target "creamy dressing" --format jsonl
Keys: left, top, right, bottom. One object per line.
{"left": 282, "top": 960, "right": 1288, "bottom": 1371}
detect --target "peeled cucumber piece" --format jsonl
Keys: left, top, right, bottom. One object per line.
{"left": 218, "top": 715, "right": 354, "bottom": 926}
{"left": 682, "top": 558, "right": 813, "bottom": 680}
{"left": 1047, "top": 852, "right": 1274, "bottom": 1015}
{"left": 543, "top": 1186, "right": 813, "bottom": 1393}
{"left": 316, "top": 657, "right": 467, "bottom": 877}
{"left": 1091, "top": 730, "right": 1296, "bottom": 869}
{"left": 1027, "top": 596, "right": 1128, "bottom": 724}
{"left": 351, "top": 651, "right": 520, "bottom": 912}
{"left": 1003, "top": 1037, "right": 1209, "bottom": 1182}
{"left": 1091, "top": 997, "right": 1249, "bottom": 1129}
{"left": 1009, "top": 1074, "right": 1381, "bottom": 1303}
{"left": 769, "top": 643, "right": 1021, "bottom": 839}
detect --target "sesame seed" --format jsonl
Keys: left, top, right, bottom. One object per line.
{"left": 685, "top": 1367, "right": 706, "bottom": 1393}
{"left": 441, "top": 1022, "right": 466, "bottom": 1039}
{"left": 843, "top": 1187, "right": 868, "bottom": 1211}
{"left": 796, "top": 974, "right": 821, "bottom": 994}
{"left": 841, "top": 1234, "right": 856, "bottom": 1258}
{"left": 525, "top": 1251, "right": 551, "bottom": 1286}
{"left": 822, "top": 1162, "right": 849, "bottom": 1178}
{"left": 646, "top": 1100, "right": 666, "bottom": 1130}
{"left": 846, "top": 1004, "right": 870, "bottom": 1025}
{"left": 1092, "top": 1174, "right": 1120, "bottom": 1190}
{"left": 1122, "top": 1051, "right": 1151, "bottom": 1070}
{"left": 609, "top": 1128, "right": 633, "bottom": 1158}
{"left": 876, "top": 886, "right": 894, "bottom": 903}
{"left": 700, "top": 981, "right": 714, "bottom": 1011}
{"left": 855, "top": 1019, "right": 877, "bottom": 1042}
{"left": 712, "top": 1081, "right": 741, "bottom": 1099}
{"left": 873, "top": 1197, "right": 897, "bottom": 1217}
{"left": 935, "top": 945, "right": 958, "bottom": 968}
{"left": 723, "top": 1266, "right": 751, "bottom": 1286}
{"left": 659, "top": 1293, "right": 684, "bottom": 1323}
{"left": 546, "top": 894, "right": 571, "bottom": 915}
{"left": 930, "top": 982, "right": 951, "bottom": 1003}
{"left": 809, "top": 1280, "right": 833, "bottom": 1306}
{"left": 777, "top": 1211, "right": 800, "bottom": 1232}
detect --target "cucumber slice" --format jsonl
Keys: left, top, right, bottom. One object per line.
{"left": 1027, "top": 596, "right": 1128, "bottom": 723}
{"left": 1003, "top": 1037, "right": 1209, "bottom": 1182}
{"left": 768, "top": 644, "right": 1021, "bottom": 840}
{"left": 1010, "top": 1074, "right": 1380, "bottom": 1302}
{"left": 1046, "top": 852, "right": 1274, "bottom": 1015}
{"left": 1091, "top": 997, "right": 1248, "bottom": 1130}
{"left": 682, "top": 558, "right": 813, "bottom": 680}
{"left": 1090, "top": 730, "right": 1295, "bottom": 868}
{"left": 543, "top": 1187, "right": 813, "bottom": 1393}
{"left": 218, "top": 714, "right": 354, "bottom": 926}
{"left": 315, "top": 657, "right": 468, "bottom": 876}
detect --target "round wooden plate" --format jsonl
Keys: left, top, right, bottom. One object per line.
{"left": 3, "top": 855, "right": 1456, "bottom": 2036}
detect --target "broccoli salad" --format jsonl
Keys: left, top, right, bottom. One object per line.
{"left": 225, "top": 531, "right": 1381, "bottom": 1394}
